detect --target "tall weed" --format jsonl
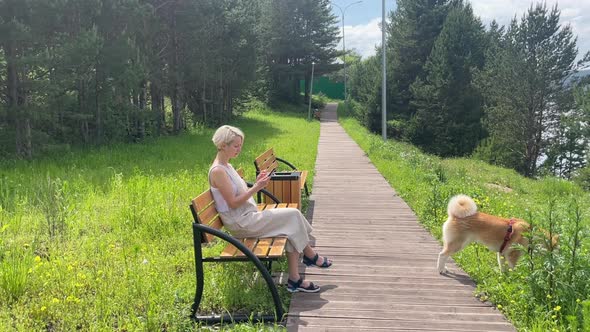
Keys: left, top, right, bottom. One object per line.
{"left": 0, "top": 249, "right": 33, "bottom": 302}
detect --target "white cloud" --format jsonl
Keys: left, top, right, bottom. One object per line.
{"left": 338, "top": 17, "right": 384, "bottom": 59}
{"left": 345, "top": 1, "right": 590, "bottom": 61}
{"left": 470, "top": 0, "right": 590, "bottom": 60}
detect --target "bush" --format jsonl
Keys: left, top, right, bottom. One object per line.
{"left": 310, "top": 93, "right": 328, "bottom": 109}
{"left": 573, "top": 166, "right": 590, "bottom": 191}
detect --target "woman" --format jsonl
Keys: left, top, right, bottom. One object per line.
{"left": 208, "top": 125, "right": 332, "bottom": 293}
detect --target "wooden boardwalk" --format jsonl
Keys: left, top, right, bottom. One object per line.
{"left": 286, "top": 103, "right": 516, "bottom": 332}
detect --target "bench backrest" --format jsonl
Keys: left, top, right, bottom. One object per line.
{"left": 191, "top": 190, "right": 223, "bottom": 244}
{"left": 191, "top": 168, "right": 251, "bottom": 244}
{"left": 254, "top": 148, "right": 280, "bottom": 174}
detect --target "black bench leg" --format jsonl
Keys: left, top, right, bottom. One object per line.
{"left": 265, "top": 260, "right": 273, "bottom": 272}
{"left": 304, "top": 182, "right": 309, "bottom": 196}
{"left": 191, "top": 228, "right": 205, "bottom": 318}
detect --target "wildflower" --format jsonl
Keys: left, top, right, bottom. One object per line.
{"left": 554, "top": 306, "right": 561, "bottom": 312}
{"left": 547, "top": 294, "right": 552, "bottom": 299}
{"left": 41, "top": 306, "right": 47, "bottom": 311}
{"left": 51, "top": 298, "right": 60, "bottom": 304}
{"left": 497, "top": 304, "right": 503, "bottom": 309}
{"left": 34, "top": 256, "right": 41, "bottom": 263}
{"left": 576, "top": 299, "right": 581, "bottom": 303}
{"left": 551, "top": 315, "right": 557, "bottom": 319}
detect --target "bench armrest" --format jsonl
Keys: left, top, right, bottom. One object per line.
{"left": 245, "top": 181, "right": 281, "bottom": 204}
{"left": 275, "top": 156, "right": 298, "bottom": 170}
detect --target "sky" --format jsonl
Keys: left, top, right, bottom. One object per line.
{"left": 330, "top": 0, "right": 590, "bottom": 63}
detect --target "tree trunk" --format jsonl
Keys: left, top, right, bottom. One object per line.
{"left": 5, "top": 40, "right": 32, "bottom": 159}
{"left": 150, "top": 80, "right": 164, "bottom": 135}
{"left": 95, "top": 56, "right": 103, "bottom": 144}
{"left": 138, "top": 80, "right": 146, "bottom": 138}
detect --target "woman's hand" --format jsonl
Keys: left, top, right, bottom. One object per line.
{"left": 255, "top": 171, "right": 271, "bottom": 190}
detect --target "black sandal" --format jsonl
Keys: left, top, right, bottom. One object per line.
{"left": 303, "top": 253, "right": 332, "bottom": 268}
{"left": 287, "top": 278, "right": 320, "bottom": 293}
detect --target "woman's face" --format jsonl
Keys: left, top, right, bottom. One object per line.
{"left": 223, "top": 136, "right": 243, "bottom": 158}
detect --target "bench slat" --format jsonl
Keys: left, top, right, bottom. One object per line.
{"left": 192, "top": 192, "right": 224, "bottom": 243}
{"left": 220, "top": 243, "right": 240, "bottom": 257}
{"left": 197, "top": 204, "right": 221, "bottom": 226}
{"left": 259, "top": 159, "right": 279, "bottom": 173}
{"left": 255, "top": 148, "right": 276, "bottom": 170}
{"left": 299, "top": 170, "right": 308, "bottom": 190}
{"left": 263, "top": 203, "right": 278, "bottom": 210}
{"left": 268, "top": 237, "right": 287, "bottom": 257}
{"left": 253, "top": 238, "right": 272, "bottom": 256}
{"left": 235, "top": 238, "right": 258, "bottom": 257}
{"left": 219, "top": 237, "right": 286, "bottom": 259}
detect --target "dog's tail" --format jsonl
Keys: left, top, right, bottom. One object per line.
{"left": 448, "top": 194, "right": 477, "bottom": 218}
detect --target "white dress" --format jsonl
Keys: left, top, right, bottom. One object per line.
{"left": 209, "top": 163, "right": 313, "bottom": 253}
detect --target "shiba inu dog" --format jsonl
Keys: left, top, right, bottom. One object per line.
{"left": 437, "top": 194, "right": 555, "bottom": 274}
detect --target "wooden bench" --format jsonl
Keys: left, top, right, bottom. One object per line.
{"left": 189, "top": 175, "right": 298, "bottom": 324}
{"left": 254, "top": 148, "right": 309, "bottom": 199}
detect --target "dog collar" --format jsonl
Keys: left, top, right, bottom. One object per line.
{"left": 499, "top": 218, "right": 516, "bottom": 253}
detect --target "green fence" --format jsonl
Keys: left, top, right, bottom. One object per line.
{"left": 300, "top": 76, "right": 344, "bottom": 100}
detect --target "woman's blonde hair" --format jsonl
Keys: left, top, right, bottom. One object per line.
{"left": 212, "top": 125, "right": 244, "bottom": 150}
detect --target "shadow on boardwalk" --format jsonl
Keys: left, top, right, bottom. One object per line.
{"left": 287, "top": 103, "right": 515, "bottom": 332}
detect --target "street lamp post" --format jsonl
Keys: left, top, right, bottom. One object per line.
{"left": 307, "top": 62, "right": 315, "bottom": 121}
{"left": 381, "top": 0, "right": 386, "bottom": 141}
{"left": 331, "top": 1, "right": 362, "bottom": 109}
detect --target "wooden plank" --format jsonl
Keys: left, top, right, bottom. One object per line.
{"left": 192, "top": 191, "right": 223, "bottom": 243}
{"left": 274, "top": 179, "right": 284, "bottom": 202}
{"left": 253, "top": 238, "right": 272, "bottom": 256}
{"left": 286, "top": 103, "right": 515, "bottom": 332}
{"left": 264, "top": 203, "right": 278, "bottom": 210}
{"left": 220, "top": 242, "right": 239, "bottom": 257}
{"left": 254, "top": 148, "right": 275, "bottom": 170}
{"left": 299, "top": 170, "right": 308, "bottom": 190}
{"left": 193, "top": 191, "right": 214, "bottom": 214}
{"left": 235, "top": 238, "right": 257, "bottom": 257}
{"left": 268, "top": 237, "right": 287, "bottom": 257}
{"left": 280, "top": 179, "right": 290, "bottom": 202}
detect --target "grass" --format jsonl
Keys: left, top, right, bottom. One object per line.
{"left": 0, "top": 103, "right": 319, "bottom": 331}
{"left": 339, "top": 102, "right": 590, "bottom": 332}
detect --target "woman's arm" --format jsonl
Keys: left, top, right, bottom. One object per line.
{"left": 210, "top": 167, "right": 271, "bottom": 209}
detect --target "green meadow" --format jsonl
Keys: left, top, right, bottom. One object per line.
{"left": 339, "top": 103, "right": 590, "bottom": 331}
{"left": 0, "top": 104, "right": 319, "bottom": 331}
{"left": 3, "top": 99, "right": 590, "bottom": 331}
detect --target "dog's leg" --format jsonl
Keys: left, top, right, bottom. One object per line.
{"left": 506, "top": 249, "right": 521, "bottom": 270}
{"left": 438, "top": 240, "right": 464, "bottom": 274}
{"left": 437, "top": 251, "right": 449, "bottom": 274}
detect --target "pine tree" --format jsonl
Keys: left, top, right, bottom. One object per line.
{"left": 385, "top": 0, "right": 456, "bottom": 132}
{"left": 475, "top": 4, "right": 580, "bottom": 177}
{"left": 409, "top": 3, "right": 485, "bottom": 156}
{"left": 262, "top": 0, "right": 340, "bottom": 104}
